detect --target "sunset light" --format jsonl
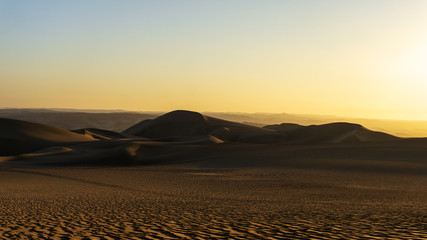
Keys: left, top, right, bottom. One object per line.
{"left": 1, "top": 1, "right": 427, "bottom": 239}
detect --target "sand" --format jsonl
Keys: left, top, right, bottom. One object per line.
{"left": 1, "top": 110, "right": 427, "bottom": 238}
{"left": 0, "top": 165, "right": 426, "bottom": 239}
{"left": 0, "top": 110, "right": 406, "bottom": 166}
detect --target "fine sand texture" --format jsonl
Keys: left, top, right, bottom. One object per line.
{"left": 0, "top": 165, "right": 426, "bottom": 239}
{"left": 1, "top": 110, "right": 427, "bottom": 238}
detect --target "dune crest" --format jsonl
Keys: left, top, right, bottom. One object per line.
{"left": 264, "top": 122, "right": 399, "bottom": 144}
{"left": 0, "top": 118, "right": 95, "bottom": 156}
{"left": 0, "top": 110, "right": 425, "bottom": 168}
{"left": 124, "top": 110, "right": 281, "bottom": 142}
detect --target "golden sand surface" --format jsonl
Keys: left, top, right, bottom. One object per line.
{"left": 0, "top": 165, "right": 426, "bottom": 239}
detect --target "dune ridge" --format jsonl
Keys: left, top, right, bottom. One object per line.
{"left": 264, "top": 122, "right": 399, "bottom": 144}
{"left": 0, "top": 110, "right": 425, "bottom": 169}
{"left": 1, "top": 110, "right": 426, "bottom": 239}
{"left": 0, "top": 118, "right": 95, "bottom": 156}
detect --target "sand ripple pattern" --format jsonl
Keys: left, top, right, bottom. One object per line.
{"left": 0, "top": 167, "right": 426, "bottom": 239}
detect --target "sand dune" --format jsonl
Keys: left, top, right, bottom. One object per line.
{"left": 0, "top": 118, "right": 95, "bottom": 156}
{"left": 1, "top": 110, "right": 427, "bottom": 238}
{"left": 123, "top": 110, "right": 274, "bottom": 142}
{"left": 0, "top": 110, "right": 426, "bottom": 169}
{"left": 72, "top": 128, "right": 130, "bottom": 140}
{"left": 4, "top": 108, "right": 427, "bottom": 137}
{"left": 122, "top": 110, "right": 290, "bottom": 144}
{"left": 124, "top": 110, "right": 399, "bottom": 144}
{"left": 265, "top": 122, "right": 399, "bottom": 144}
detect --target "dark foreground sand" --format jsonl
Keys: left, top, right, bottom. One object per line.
{"left": 0, "top": 164, "right": 426, "bottom": 239}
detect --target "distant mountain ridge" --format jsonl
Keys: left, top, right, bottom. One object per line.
{"left": 0, "top": 109, "right": 158, "bottom": 132}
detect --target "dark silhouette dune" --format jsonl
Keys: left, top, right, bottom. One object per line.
{"left": 264, "top": 122, "right": 399, "bottom": 144}
{"left": 0, "top": 110, "right": 426, "bottom": 171}
{"left": 123, "top": 110, "right": 209, "bottom": 137}
{"left": 72, "top": 128, "right": 130, "bottom": 140}
{"left": 124, "top": 110, "right": 399, "bottom": 144}
{"left": 123, "top": 110, "right": 280, "bottom": 143}
{"left": 264, "top": 123, "right": 303, "bottom": 132}
{"left": 3, "top": 108, "right": 427, "bottom": 137}
{"left": 0, "top": 118, "right": 95, "bottom": 156}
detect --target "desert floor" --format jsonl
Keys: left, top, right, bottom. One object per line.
{"left": 0, "top": 163, "right": 426, "bottom": 239}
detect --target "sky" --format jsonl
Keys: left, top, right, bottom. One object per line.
{"left": 1, "top": 0, "right": 427, "bottom": 120}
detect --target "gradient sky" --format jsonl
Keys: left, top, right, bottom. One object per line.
{"left": 1, "top": 0, "right": 427, "bottom": 120}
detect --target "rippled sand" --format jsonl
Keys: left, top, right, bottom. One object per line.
{"left": 0, "top": 166, "right": 426, "bottom": 239}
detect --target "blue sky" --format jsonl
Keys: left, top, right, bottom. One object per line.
{"left": 1, "top": 0, "right": 427, "bottom": 120}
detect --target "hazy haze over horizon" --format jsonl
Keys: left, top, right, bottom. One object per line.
{"left": 1, "top": 0, "right": 427, "bottom": 120}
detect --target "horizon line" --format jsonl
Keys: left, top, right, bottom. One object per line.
{"left": 2, "top": 107, "right": 427, "bottom": 122}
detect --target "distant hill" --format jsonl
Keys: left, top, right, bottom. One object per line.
{"left": 0, "top": 109, "right": 158, "bottom": 132}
